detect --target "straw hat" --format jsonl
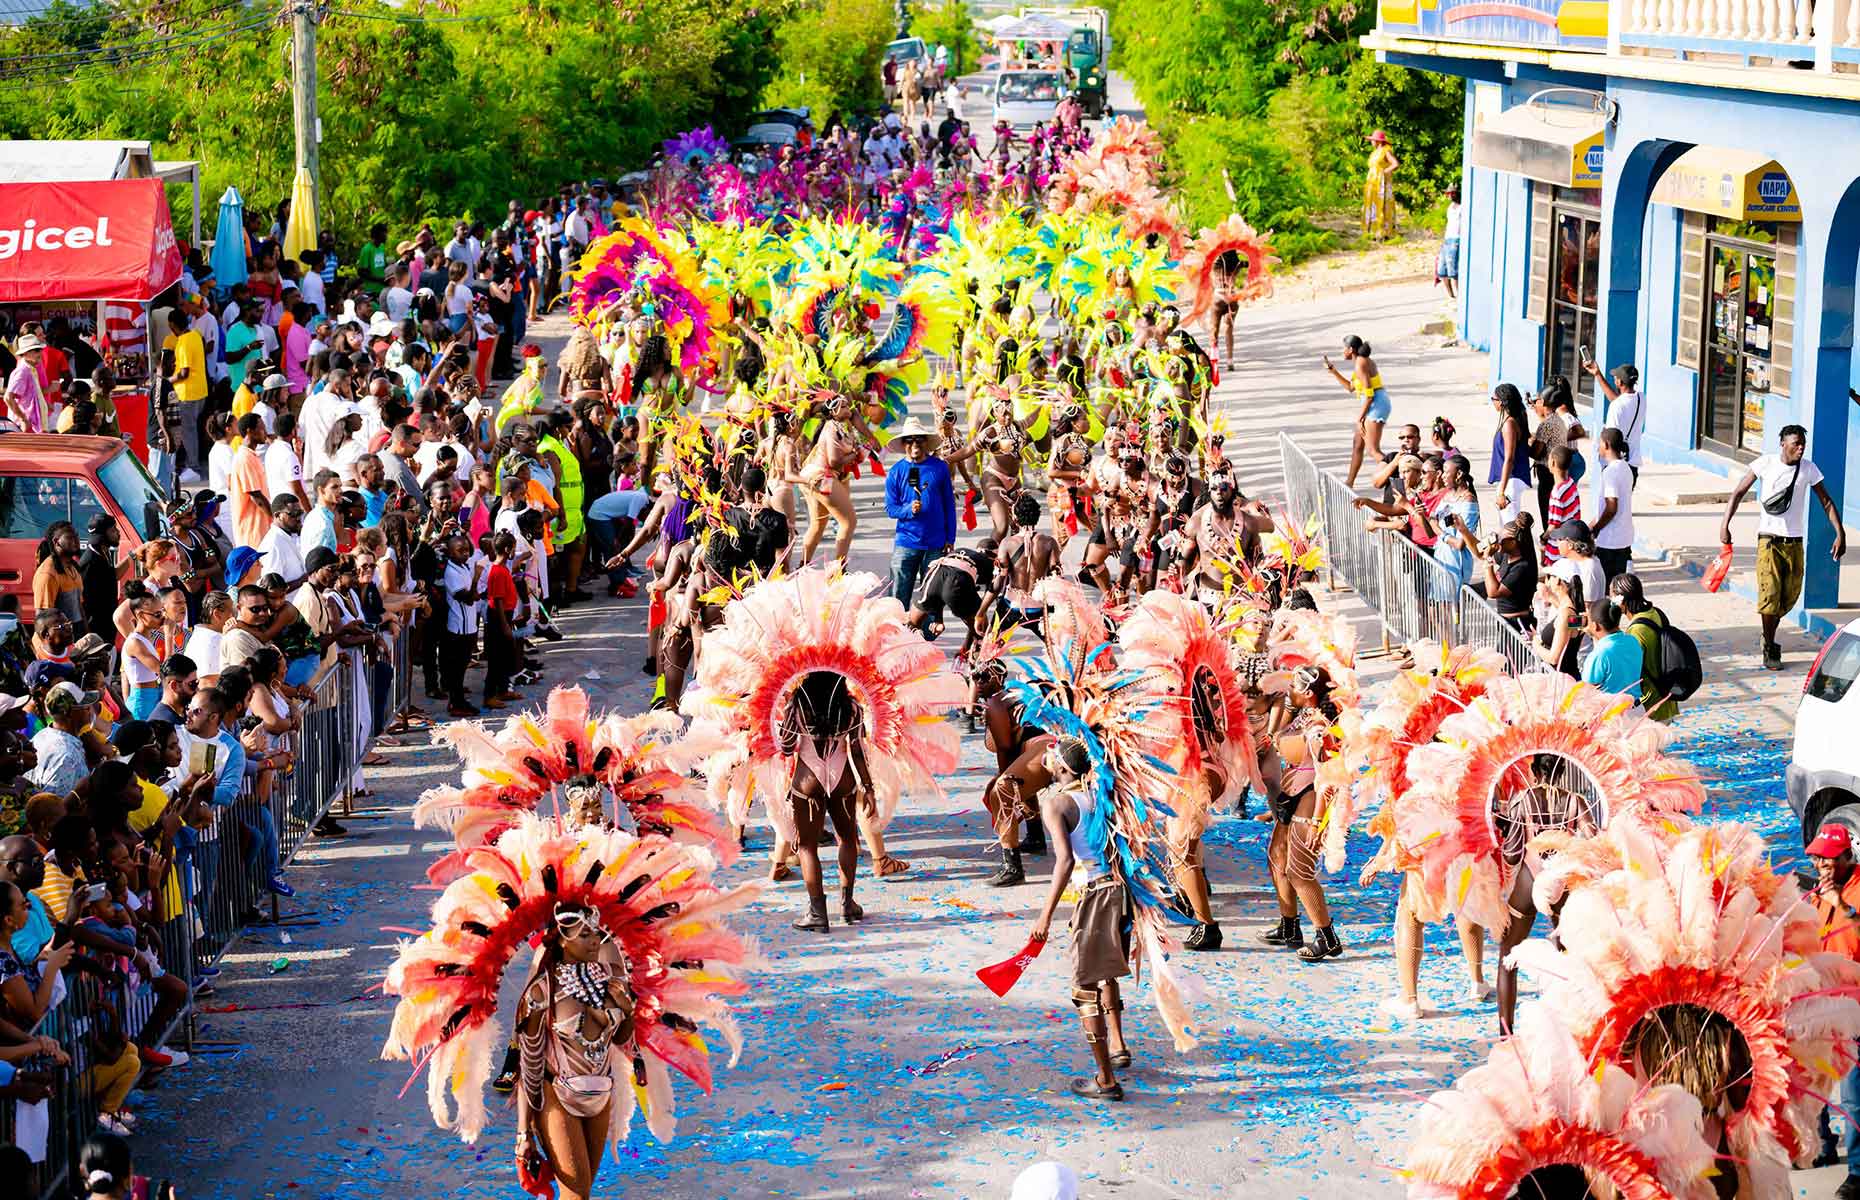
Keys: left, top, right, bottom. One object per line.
{"left": 893, "top": 417, "right": 935, "bottom": 442}
{"left": 14, "top": 334, "right": 44, "bottom": 355}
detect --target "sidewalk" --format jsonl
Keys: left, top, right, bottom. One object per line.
{"left": 1222, "top": 279, "right": 1854, "bottom": 647}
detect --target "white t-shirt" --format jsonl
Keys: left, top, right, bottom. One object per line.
{"left": 184, "top": 625, "right": 223, "bottom": 679}
{"left": 443, "top": 559, "right": 481, "bottom": 635}
{"left": 446, "top": 283, "right": 474, "bottom": 319}
{"left": 1602, "top": 390, "right": 1646, "bottom": 468}
{"left": 1550, "top": 554, "right": 1608, "bottom": 610}
{"left": 208, "top": 441, "right": 236, "bottom": 538}
{"left": 1751, "top": 452, "right": 1825, "bottom": 539}
{"left": 195, "top": 310, "right": 226, "bottom": 382}
{"left": 264, "top": 438, "right": 302, "bottom": 501}
{"left": 383, "top": 286, "right": 414, "bottom": 324}
{"left": 1593, "top": 458, "right": 1635, "bottom": 551}
{"left": 1442, "top": 200, "right": 1463, "bottom": 241}
{"left": 258, "top": 525, "right": 305, "bottom": 583}
{"left": 299, "top": 270, "right": 326, "bottom": 314}
{"left": 249, "top": 398, "right": 277, "bottom": 436}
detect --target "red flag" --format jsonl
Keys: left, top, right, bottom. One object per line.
{"left": 961, "top": 489, "right": 978, "bottom": 531}
{"left": 648, "top": 592, "right": 667, "bottom": 631}
{"left": 868, "top": 452, "right": 885, "bottom": 477}
{"left": 976, "top": 937, "right": 1046, "bottom": 997}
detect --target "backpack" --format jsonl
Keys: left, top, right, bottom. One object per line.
{"left": 1642, "top": 613, "right": 1702, "bottom": 704}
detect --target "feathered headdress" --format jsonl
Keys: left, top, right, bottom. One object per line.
{"left": 381, "top": 815, "right": 759, "bottom": 1147}
{"left": 1178, "top": 214, "right": 1279, "bottom": 326}
{"left": 1395, "top": 673, "right": 1707, "bottom": 932}
{"left": 1512, "top": 819, "right": 1860, "bottom": 1196}
{"left": 569, "top": 219, "right": 728, "bottom": 374}
{"left": 664, "top": 125, "right": 730, "bottom": 168}
{"left": 673, "top": 565, "right": 967, "bottom": 845}
{"left": 1405, "top": 1005, "right": 1718, "bottom": 1200}
{"left": 1265, "top": 605, "right": 1364, "bottom": 872}
{"left": 412, "top": 688, "right": 731, "bottom": 880}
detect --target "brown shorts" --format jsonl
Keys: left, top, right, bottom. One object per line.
{"left": 1070, "top": 877, "right": 1133, "bottom": 989}
{"left": 1757, "top": 534, "right": 1805, "bottom": 617}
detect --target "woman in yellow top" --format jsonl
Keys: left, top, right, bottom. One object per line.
{"left": 1323, "top": 334, "right": 1392, "bottom": 488}
{"left": 1362, "top": 130, "right": 1400, "bottom": 242}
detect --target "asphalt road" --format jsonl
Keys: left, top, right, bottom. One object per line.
{"left": 127, "top": 275, "right": 1828, "bottom": 1199}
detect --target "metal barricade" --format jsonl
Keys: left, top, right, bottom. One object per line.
{"left": 1379, "top": 532, "right": 1463, "bottom": 649}
{"left": 1315, "top": 470, "right": 1385, "bottom": 618}
{"left": 388, "top": 623, "right": 414, "bottom": 721}
{"left": 1276, "top": 431, "right": 1326, "bottom": 530}
{"left": 1457, "top": 585, "right": 1541, "bottom": 677}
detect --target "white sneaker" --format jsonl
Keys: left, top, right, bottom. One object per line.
{"left": 1379, "top": 996, "right": 1425, "bottom": 1021}
{"left": 178, "top": 468, "right": 203, "bottom": 485}
{"left": 98, "top": 1113, "right": 133, "bottom": 1136}
{"left": 1467, "top": 980, "right": 1495, "bottom": 1002}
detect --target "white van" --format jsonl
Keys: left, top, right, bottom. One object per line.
{"left": 992, "top": 70, "right": 1067, "bottom": 130}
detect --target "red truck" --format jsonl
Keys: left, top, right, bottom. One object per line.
{"left": 0, "top": 433, "right": 165, "bottom": 620}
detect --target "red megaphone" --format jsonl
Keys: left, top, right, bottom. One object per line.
{"left": 976, "top": 937, "right": 1046, "bottom": 997}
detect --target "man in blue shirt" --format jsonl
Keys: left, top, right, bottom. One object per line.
{"left": 1580, "top": 599, "right": 1644, "bottom": 698}
{"left": 884, "top": 418, "right": 957, "bottom": 604}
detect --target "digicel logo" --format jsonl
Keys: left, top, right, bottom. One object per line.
{"left": 0, "top": 217, "right": 114, "bottom": 261}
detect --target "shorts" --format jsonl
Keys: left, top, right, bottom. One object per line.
{"left": 1365, "top": 388, "right": 1392, "bottom": 424}
{"left": 916, "top": 566, "right": 984, "bottom": 628}
{"left": 1757, "top": 534, "right": 1806, "bottom": 617}
{"left": 1436, "top": 237, "right": 1460, "bottom": 281}
{"left": 1269, "top": 787, "right": 1308, "bottom": 826}
{"left": 1070, "top": 877, "right": 1133, "bottom": 989}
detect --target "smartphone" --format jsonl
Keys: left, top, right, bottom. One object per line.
{"left": 1579, "top": 344, "right": 1594, "bottom": 365}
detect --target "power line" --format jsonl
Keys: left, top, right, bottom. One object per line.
{"left": 0, "top": 0, "right": 264, "bottom": 68}
{"left": 325, "top": 6, "right": 488, "bottom": 22}
{"left": 0, "top": 12, "right": 276, "bottom": 81}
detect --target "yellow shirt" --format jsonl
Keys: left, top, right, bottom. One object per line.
{"left": 128, "top": 778, "right": 183, "bottom": 922}
{"left": 168, "top": 329, "right": 209, "bottom": 403}
{"left": 34, "top": 857, "right": 82, "bottom": 925}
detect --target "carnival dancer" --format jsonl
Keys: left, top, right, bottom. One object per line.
{"left": 991, "top": 493, "right": 1060, "bottom": 634}
{"left": 1322, "top": 335, "right": 1390, "bottom": 490}
{"left": 382, "top": 817, "right": 758, "bottom": 1200}
{"left": 1120, "top": 590, "right": 1263, "bottom": 950}
{"left": 798, "top": 394, "right": 878, "bottom": 565}
{"left": 677, "top": 566, "right": 968, "bottom": 929}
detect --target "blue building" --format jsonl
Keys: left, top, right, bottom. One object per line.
{"left": 1366, "top": 0, "right": 1860, "bottom": 611}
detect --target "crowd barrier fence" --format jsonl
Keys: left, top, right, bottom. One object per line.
{"left": 1, "top": 646, "right": 373, "bottom": 1199}
{"left": 1277, "top": 435, "right": 1548, "bottom": 673}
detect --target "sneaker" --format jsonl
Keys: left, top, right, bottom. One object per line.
{"left": 140, "top": 1046, "right": 188, "bottom": 1069}
{"left": 448, "top": 703, "right": 481, "bottom": 718}
{"left": 193, "top": 980, "right": 216, "bottom": 999}
{"left": 266, "top": 875, "right": 295, "bottom": 898}
{"left": 482, "top": 698, "right": 507, "bottom": 711}
{"left": 313, "top": 818, "right": 348, "bottom": 836}
{"left": 178, "top": 468, "right": 204, "bottom": 485}
{"left": 1378, "top": 996, "right": 1424, "bottom": 1021}
{"left": 98, "top": 1112, "right": 134, "bottom": 1136}
{"left": 1467, "top": 979, "right": 1494, "bottom": 1002}
{"left": 195, "top": 964, "right": 220, "bottom": 979}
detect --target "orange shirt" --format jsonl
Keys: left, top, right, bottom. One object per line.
{"left": 228, "top": 444, "right": 272, "bottom": 549}
{"left": 1815, "top": 870, "right": 1860, "bottom": 960}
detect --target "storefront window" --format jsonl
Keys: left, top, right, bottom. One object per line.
{"left": 1699, "top": 219, "right": 1779, "bottom": 461}
{"left": 1547, "top": 204, "right": 1602, "bottom": 401}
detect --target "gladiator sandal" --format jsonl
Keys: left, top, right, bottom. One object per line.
{"left": 792, "top": 895, "right": 829, "bottom": 933}
{"left": 1298, "top": 923, "right": 1343, "bottom": 962}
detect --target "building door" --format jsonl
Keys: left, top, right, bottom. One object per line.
{"left": 1699, "top": 238, "right": 1776, "bottom": 460}
{"left": 1546, "top": 204, "right": 1602, "bottom": 402}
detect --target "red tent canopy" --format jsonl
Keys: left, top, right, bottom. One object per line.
{"left": 0, "top": 178, "right": 182, "bottom": 304}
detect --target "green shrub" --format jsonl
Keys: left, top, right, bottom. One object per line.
{"left": 762, "top": 0, "right": 895, "bottom": 123}
{"left": 910, "top": 0, "right": 981, "bottom": 76}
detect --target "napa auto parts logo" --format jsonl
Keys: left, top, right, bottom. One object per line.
{"left": 1585, "top": 145, "right": 1605, "bottom": 174}
{"left": 1757, "top": 172, "right": 1791, "bottom": 202}
{"left": 0, "top": 217, "right": 115, "bottom": 261}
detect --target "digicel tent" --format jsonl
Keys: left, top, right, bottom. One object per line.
{"left": 0, "top": 178, "right": 183, "bottom": 303}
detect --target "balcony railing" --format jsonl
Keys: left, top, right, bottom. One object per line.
{"left": 1617, "top": 0, "right": 1860, "bottom": 67}
{"left": 1371, "top": 0, "right": 1860, "bottom": 71}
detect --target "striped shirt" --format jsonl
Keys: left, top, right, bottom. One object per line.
{"left": 1544, "top": 477, "right": 1580, "bottom": 564}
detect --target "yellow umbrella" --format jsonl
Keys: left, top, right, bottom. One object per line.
{"left": 282, "top": 166, "right": 319, "bottom": 264}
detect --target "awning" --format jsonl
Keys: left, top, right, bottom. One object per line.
{"left": 1470, "top": 103, "right": 1606, "bottom": 188}
{"left": 0, "top": 139, "right": 154, "bottom": 183}
{"left": 1650, "top": 146, "right": 1800, "bottom": 222}
{"left": 0, "top": 179, "right": 183, "bottom": 303}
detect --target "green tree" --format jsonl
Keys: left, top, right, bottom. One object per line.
{"left": 761, "top": 0, "right": 892, "bottom": 123}
{"left": 1340, "top": 56, "right": 1465, "bottom": 215}
{"left": 910, "top": 0, "right": 978, "bottom": 76}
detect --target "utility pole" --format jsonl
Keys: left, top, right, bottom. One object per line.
{"left": 289, "top": 0, "right": 320, "bottom": 217}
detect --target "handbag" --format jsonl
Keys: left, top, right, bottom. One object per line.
{"left": 1761, "top": 460, "right": 1801, "bottom": 517}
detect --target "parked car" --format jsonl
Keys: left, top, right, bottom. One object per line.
{"left": 738, "top": 107, "right": 813, "bottom": 149}
{"left": 1787, "top": 615, "right": 1860, "bottom": 844}
{"left": 0, "top": 433, "right": 165, "bottom": 620}
{"left": 992, "top": 70, "right": 1067, "bottom": 131}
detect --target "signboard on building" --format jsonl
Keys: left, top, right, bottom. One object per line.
{"left": 1377, "top": 0, "right": 1607, "bottom": 51}
{"left": 1650, "top": 148, "right": 1801, "bottom": 222}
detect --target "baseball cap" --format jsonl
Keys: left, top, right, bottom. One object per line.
{"left": 86, "top": 512, "right": 115, "bottom": 536}
{"left": 304, "top": 546, "right": 339, "bottom": 573}
{"left": 44, "top": 680, "right": 99, "bottom": 717}
{"left": 1807, "top": 823, "right": 1853, "bottom": 858}
{"left": 24, "top": 661, "right": 75, "bottom": 691}
{"left": 0, "top": 693, "right": 27, "bottom": 716}
{"left": 1549, "top": 518, "right": 1593, "bottom": 544}
{"left": 262, "top": 373, "right": 290, "bottom": 393}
